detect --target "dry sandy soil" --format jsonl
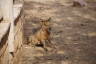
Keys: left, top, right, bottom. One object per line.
{"left": 20, "top": 0, "right": 96, "bottom": 64}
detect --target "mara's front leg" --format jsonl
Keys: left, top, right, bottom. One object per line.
{"left": 42, "top": 40, "right": 48, "bottom": 52}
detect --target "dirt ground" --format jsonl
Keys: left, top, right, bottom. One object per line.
{"left": 20, "top": 0, "right": 96, "bottom": 64}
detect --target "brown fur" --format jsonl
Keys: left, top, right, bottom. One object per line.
{"left": 27, "top": 18, "right": 52, "bottom": 51}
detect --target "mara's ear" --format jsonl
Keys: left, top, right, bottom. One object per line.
{"left": 47, "top": 17, "right": 51, "bottom": 21}
{"left": 40, "top": 20, "right": 44, "bottom": 25}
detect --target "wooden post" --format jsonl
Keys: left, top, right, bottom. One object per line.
{"left": 1, "top": 0, "right": 14, "bottom": 64}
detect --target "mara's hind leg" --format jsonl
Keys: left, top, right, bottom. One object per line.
{"left": 29, "top": 42, "right": 35, "bottom": 48}
{"left": 30, "top": 40, "right": 37, "bottom": 48}
{"left": 31, "top": 40, "right": 40, "bottom": 48}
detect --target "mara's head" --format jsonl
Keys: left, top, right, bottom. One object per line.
{"left": 40, "top": 17, "right": 51, "bottom": 26}
{"left": 40, "top": 17, "right": 52, "bottom": 31}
